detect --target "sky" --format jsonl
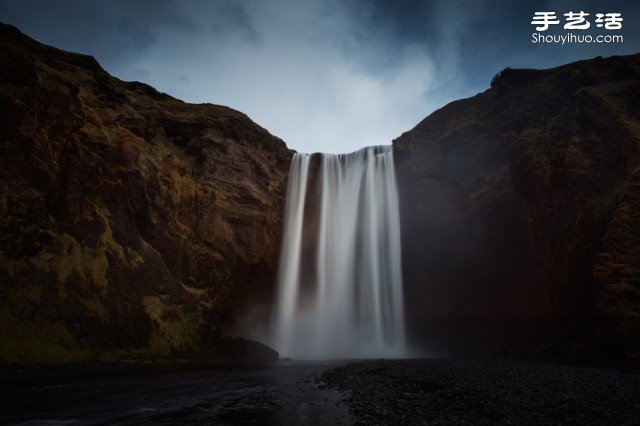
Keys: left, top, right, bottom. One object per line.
{"left": 1, "top": 0, "right": 638, "bottom": 153}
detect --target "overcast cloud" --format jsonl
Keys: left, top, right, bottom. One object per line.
{"left": 1, "top": 0, "right": 638, "bottom": 153}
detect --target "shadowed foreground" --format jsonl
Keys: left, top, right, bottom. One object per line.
{"left": 322, "top": 359, "right": 640, "bottom": 425}
{"left": 0, "top": 361, "right": 350, "bottom": 425}
{"left": 2, "top": 359, "right": 639, "bottom": 425}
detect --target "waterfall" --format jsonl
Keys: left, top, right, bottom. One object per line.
{"left": 272, "top": 145, "right": 406, "bottom": 359}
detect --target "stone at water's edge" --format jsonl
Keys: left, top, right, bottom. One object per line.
{"left": 0, "top": 22, "right": 292, "bottom": 363}
{"left": 214, "top": 337, "right": 279, "bottom": 361}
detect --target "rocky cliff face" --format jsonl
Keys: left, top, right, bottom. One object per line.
{"left": 2, "top": 22, "right": 638, "bottom": 363}
{"left": 0, "top": 23, "right": 291, "bottom": 362}
{"left": 395, "top": 54, "right": 640, "bottom": 360}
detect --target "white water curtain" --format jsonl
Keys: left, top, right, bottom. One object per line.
{"left": 273, "top": 146, "right": 405, "bottom": 359}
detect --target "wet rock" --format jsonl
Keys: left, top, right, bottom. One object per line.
{"left": 212, "top": 336, "right": 279, "bottom": 361}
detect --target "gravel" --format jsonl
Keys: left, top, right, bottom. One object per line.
{"left": 320, "top": 358, "right": 640, "bottom": 425}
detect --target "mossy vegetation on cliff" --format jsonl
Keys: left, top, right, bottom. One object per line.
{"left": 0, "top": 23, "right": 289, "bottom": 363}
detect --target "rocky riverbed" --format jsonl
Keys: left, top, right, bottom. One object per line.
{"left": 321, "top": 358, "right": 640, "bottom": 425}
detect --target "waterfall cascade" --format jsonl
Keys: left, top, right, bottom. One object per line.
{"left": 272, "top": 145, "right": 406, "bottom": 359}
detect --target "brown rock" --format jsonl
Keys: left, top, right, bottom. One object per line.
{"left": 0, "top": 23, "right": 291, "bottom": 362}
{"left": 215, "top": 336, "right": 279, "bottom": 361}
{"left": 395, "top": 54, "right": 640, "bottom": 360}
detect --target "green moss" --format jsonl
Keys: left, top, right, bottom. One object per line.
{"left": 0, "top": 306, "right": 203, "bottom": 364}
{"left": 142, "top": 295, "right": 204, "bottom": 354}
{"left": 0, "top": 308, "right": 91, "bottom": 363}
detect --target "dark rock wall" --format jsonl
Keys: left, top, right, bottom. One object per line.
{"left": 394, "top": 90, "right": 537, "bottom": 357}
{"left": 2, "top": 21, "right": 639, "bottom": 362}
{"left": 0, "top": 23, "right": 292, "bottom": 362}
{"left": 395, "top": 55, "right": 640, "bottom": 359}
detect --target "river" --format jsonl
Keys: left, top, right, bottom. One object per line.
{"left": 1, "top": 360, "right": 351, "bottom": 425}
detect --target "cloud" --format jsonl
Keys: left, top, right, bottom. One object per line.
{"left": 1, "top": 0, "right": 638, "bottom": 153}
{"left": 0, "top": 0, "right": 198, "bottom": 62}
{"left": 92, "top": 0, "right": 445, "bottom": 153}
{"left": 210, "top": 0, "right": 263, "bottom": 46}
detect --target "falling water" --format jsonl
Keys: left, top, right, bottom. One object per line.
{"left": 272, "top": 145, "right": 405, "bottom": 359}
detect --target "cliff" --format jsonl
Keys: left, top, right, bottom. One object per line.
{"left": 395, "top": 54, "right": 640, "bottom": 360}
{"left": 2, "top": 22, "right": 639, "bottom": 363}
{"left": 0, "top": 23, "right": 291, "bottom": 362}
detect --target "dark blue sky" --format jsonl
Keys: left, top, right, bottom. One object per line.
{"left": 1, "top": 0, "right": 638, "bottom": 152}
